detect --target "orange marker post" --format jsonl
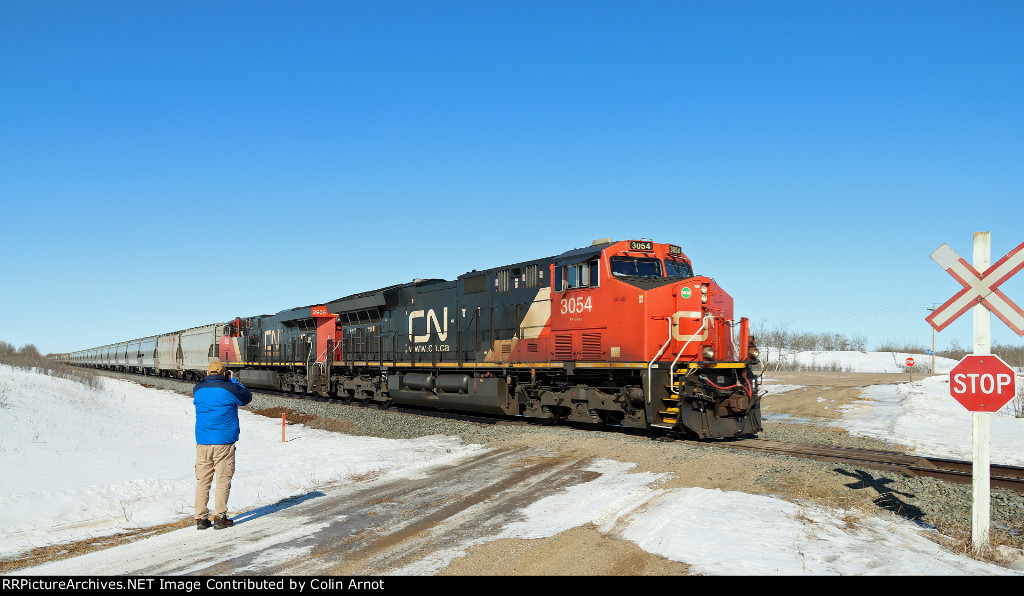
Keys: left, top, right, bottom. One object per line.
{"left": 282, "top": 413, "right": 286, "bottom": 442}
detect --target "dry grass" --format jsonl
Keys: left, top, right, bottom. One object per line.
{"left": 924, "top": 519, "right": 1023, "bottom": 566}
{"left": 250, "top": 406, "right": 357, "bottom": 435}
{"left": 0, "top": 518, "right": 195, "bottom": 573}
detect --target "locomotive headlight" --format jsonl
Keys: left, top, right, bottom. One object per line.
{"left": 748, "top": 347, "right": 760, "bottom": 359}
{"left": 702, "top": 346, "right": 715, "bottom": 360}
{"left": 701, "top": 284, "right": 708, "bottom": 304}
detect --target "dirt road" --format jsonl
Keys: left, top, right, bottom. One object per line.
{"left": 760, "top": 370, "right": 915, "bottom": 419}
{"left": 18, "top": 445, "right": 691, "bottom": 575}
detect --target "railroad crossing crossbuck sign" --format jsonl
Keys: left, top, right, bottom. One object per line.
{"left": 949, "top": 355, "right": 1017, "bottom": 413}
{"left": 925, "top": 241, "right": 1024, "bottom": 335}
{"left": 927, "top": 233, "right": 1023, "bottom": 556}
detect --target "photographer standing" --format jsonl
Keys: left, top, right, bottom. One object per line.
{"left": 193, "top": 361, "right": 252, "bottom": 530}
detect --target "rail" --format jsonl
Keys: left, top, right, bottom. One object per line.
{"left": 714, "top": 438, "right": 1024, "bottom": 494}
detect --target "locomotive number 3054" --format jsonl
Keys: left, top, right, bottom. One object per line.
{"left": 561, "top": 296, "right": 593, "bottom": 314}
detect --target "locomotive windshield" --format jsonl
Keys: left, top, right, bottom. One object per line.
{"left": 610, "top": 256, "right": 663, "bottom": 277}
{"left": 664, "top": 258, "right": 693, "bottom": 278}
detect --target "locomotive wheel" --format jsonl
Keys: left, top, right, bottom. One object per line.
{"left": 538, "top": 406, "right": 559, "bottom": 426}
{"left": 579, "top": 411, "right": 607, "bottom": 431}
{"left": 522, "top": 400, "right": 558, "bottom": 425}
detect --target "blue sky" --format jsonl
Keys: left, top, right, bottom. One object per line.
{"left": 1, "top": 1, "right": 1022, "bottom": 355}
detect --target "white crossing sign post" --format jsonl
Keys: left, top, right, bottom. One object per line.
{"left": 926, "top": 232, "right": 1024, "bottom": 555}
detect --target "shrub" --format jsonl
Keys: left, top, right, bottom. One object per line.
{"left": 936, "top": 338, "right": 1024, "bottom": 368}
{"left": 750, "top": 320, "right": 867, "bottom": 353}
{"left": 875, "top": 340, "right": 930, "bottom": 353}
{"left": 0, "top": 339, "right": 101, "bottom": 390}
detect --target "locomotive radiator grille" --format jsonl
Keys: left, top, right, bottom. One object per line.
{"left": 554, "top": 334, "right": 573, "bottom": 361}
{"left": 581, "top": 333, "right": 602, "bottom": 360}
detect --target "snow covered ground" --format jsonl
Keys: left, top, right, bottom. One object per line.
{"left": 1, "top": 355, "right": 1022, "bottom": 576}
{"left": 762, "top": 347, "right": 965, "bottom": 374}
{"left": 760, "top": 351, "right": 1024, "bottom": 466}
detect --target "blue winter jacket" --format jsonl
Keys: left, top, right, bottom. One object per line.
{"left": 193, "top": 374, "right": 253, "bottom": 445}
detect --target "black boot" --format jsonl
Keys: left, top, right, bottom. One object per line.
{"left": 213, "top": 515, "right": 233, "bottom": 530}
{"left": 196, "top": 518, "right": 212, "bottom": 530}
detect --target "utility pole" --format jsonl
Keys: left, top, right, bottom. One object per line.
{"left": 927, "top": 304, "right": 937, "bottom": 374}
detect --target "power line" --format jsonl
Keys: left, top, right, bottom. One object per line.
{"left": 760, "top": 304, "right": 936, "bottom": 324}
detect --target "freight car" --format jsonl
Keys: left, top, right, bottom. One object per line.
{"left": 47, "top": 353, "right": 71, "bottom": 365}
{"left": 71, "top": 323, "right": 223, "bottom": 381}
{"left": 216, "top": 239, "right": 762, "bottom": 439}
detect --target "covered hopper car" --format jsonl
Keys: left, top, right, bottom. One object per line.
{"left": 71, "top": 323, "right": 223, "bottom": 381}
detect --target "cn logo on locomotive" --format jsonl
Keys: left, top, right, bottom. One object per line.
{"left": 408, "top": 308, "right": 449, "bottom": 343}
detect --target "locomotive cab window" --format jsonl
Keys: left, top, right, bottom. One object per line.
{"left": 664, "top": 258, "right": 693, "bottom": 278}
{"left": 555, "top": 258, "right": 600, "bottom": 291}
{"left": 610, "top": 256, "right": 663, "bottom": 277}
{"left": 566, "top": 264, "right": 579, "bottom": 288}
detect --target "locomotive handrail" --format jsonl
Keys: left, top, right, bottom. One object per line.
{"left": 316, "top": 345, "right": 331, "bottom": 375}
{"left": 669, "top": 315, "right": 712, "bottom": 394}
{"left": 728, "top": 318, "right": 739, "bottom": 361}
{"left": 646, "top": 318, "right": 674, "bottom": 406}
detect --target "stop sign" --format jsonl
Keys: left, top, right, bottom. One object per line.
{"left": 906, "top": 357, "right": 915, "bottom": 367}
{"left": 949, "top": 355, "right": 1017, "bottom": 412}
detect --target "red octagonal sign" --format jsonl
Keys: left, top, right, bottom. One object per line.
{"left": 949, "top": 355, "right": 1017, "bottom": 412}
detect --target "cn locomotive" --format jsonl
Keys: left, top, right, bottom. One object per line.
{"left": 72, "top": 239, "right": 762, "bottom": 439}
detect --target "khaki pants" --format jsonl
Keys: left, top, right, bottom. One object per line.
{"left": 195, "top": 443, "right": 236, "bottom": 520}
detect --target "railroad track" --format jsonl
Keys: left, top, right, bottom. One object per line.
{"left": 253, "top": 386, "right": 1024, "bottom": 494}
{"left": 122, "top": 370, "right": 1024, "bottom": 494}
{"left": 717, "top": 438, "right": 1024, "bottom": 494}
